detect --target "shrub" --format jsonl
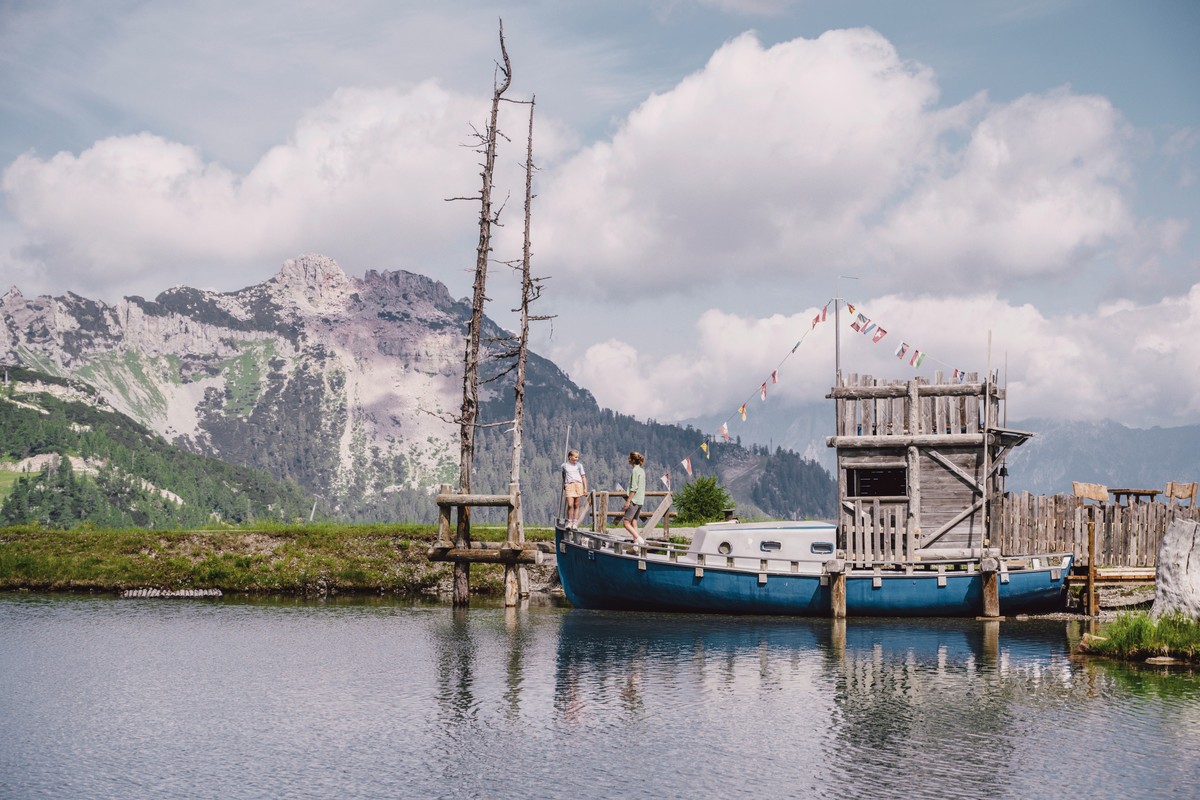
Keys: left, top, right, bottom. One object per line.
{"left": 674, "top": 475, "right": 733, "bottom": 525}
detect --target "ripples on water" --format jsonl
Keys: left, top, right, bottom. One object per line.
{"left": 2, "top": 594, "right": 1199, "bottom": 799}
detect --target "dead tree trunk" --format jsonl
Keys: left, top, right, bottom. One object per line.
{"left": 505, "top": 96, "right": 552, "bottom": 604}
{"left": 455, "top": 21, "right": 511, "bottom": 607}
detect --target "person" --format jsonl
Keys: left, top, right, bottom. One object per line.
{"left": 622, "top": 451, "right": 646, "bottom": 544}
{"left": 561, "top": 449, "right": 588, "bottom": 527}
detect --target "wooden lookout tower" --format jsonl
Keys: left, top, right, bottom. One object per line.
{"left": 826, "top": 371, "right": 1032, "bottom": 566}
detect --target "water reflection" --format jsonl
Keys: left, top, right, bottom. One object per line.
{"left": 3, "top": 595, "right": 1198, "bottom": 799}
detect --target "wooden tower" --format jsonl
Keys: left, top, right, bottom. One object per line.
{"left": 825, "top": 371, "right": 1031, "bottom": 565}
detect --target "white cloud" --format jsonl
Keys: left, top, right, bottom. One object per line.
{"left": 875, "top": 89, "right": 1134, "bottom": 283}
{"left": 575, "top": 287, "right": 1200, "bottom": 429}
{"left": 534, "top": 28, "right": 945, "bottom": 294}
{"left": 1, "top": 81, "right": 569, "bottom": 299}
{"left": 532, "top": 28, "right": 1142, "bottom": 299}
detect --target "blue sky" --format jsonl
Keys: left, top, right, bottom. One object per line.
{"left": 2, "top": 0, "right": 1198, "bottom": 428}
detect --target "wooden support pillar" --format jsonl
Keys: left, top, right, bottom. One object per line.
{"left": 436, "top": 484, "right": 453, "bottom": 546}
{"left": 980, "top": 556, "right": 1001, "bottom": 618}
{"left": 504, "top": 481, "right": 521, "bottom": 608}
{"left": 827, "top": 559, "right": 846, "bottom": 619}
{"left": 596, "top": 492, "right": 609, "bottom": 533}
{"left": 1086, "top": 509, "right": 1098, "bottom": 617}
{"left": 453, "top": 504, "right": 471, "bottom": 608}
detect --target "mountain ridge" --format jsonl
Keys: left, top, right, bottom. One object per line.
{"left": 2, "top": 255, "right": 835, "bottom": 523}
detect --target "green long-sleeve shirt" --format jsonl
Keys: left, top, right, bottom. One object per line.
{"left": 628, "top": 465, "right": 645, "bottom": 505}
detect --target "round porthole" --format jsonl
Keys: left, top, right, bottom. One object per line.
{"left": 717, "top": 541, "right": 732, "bottom": 555}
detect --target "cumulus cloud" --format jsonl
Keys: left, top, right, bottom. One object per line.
{"left": 533, "top": 28, "right": 1141, "bottom": 299}
{"left": 575, "top": 287, "right": 1200, "bottom": 429}
{"left": 535, "top": 28, "right": 945, "bottom": 293}
{"left": 874, "top": 90, "right": 1134, "bottom": 282}
{"left": 1, "top": 81, "right": 566, "bottom": 299}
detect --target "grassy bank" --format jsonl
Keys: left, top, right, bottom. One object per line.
{"left": 0, "top": 524, "right": 554, "bottom": 597}
{"left": 1081, "top": 611, "right": 1200, "bottom": 664}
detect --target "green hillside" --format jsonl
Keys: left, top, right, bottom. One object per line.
{"left": 0, "top": 366, "right": 314, "bottom": 528}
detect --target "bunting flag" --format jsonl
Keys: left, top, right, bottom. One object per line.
{"left": 847, "top": 304, "right": 855, "bottom": 315}
{"left": 953, "top": 368, "right": 962, "bottom": 382}
{"left": 681, "top": 457, "right": 692, "bottom": 477}
{"left": 862, "top": 322, "right": 876, "bottom": 336}
{"left": 738, "top": 403, "right": 747, "bottom": 421}
{"left": 895, "top": 341, "right": 909, "bottom": 360}
{"left": 760, "top": 382, "right": 767, "bottom": 401}
{"left": 810, "top": 304, "right": 828, "bottom": 328}
{"left": 700, "top": 441, "right": 709, "bottom": 459}
{"left": 771, "top": 369, "right": 778, "bottom": 384}
{"left": 851, "top": 313, "right": 869, "bottom": 332}
{"left": 720, "top": 423, "right": 729, "bottom": 442}
{"left": 872, "top": 327, "right": 888, "bottom": 343}
{"left": 910, "top": 349, "right": 925, "bottom": 368}
{"left": 660, "top": 472, "right": 671, "bottom": 490}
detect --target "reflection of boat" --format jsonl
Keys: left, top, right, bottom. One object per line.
{"left": 554, "top": 607, "right": 1072, "bottom": 663}
{"left": 555, "top": 521, "right": 1071, "bottom": 616}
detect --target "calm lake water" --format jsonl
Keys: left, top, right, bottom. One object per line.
{"left": 1, "top": 593, "right": 1198, "bottom": 799}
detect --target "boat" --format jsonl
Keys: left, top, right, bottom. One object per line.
{"left": 554, "top": 520, "right": 1071, "bottom": 616}
{"left": 554, "top": 367, "right": 1073, "bottom": 617}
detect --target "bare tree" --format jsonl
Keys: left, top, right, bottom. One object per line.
{"left": 450, "top": 20, "right": 511, "bottom": 606}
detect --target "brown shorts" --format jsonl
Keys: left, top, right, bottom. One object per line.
{"left": 565, "top": 482, "right": 585, "bottom": 499}
{"left": 622, "top": 502, "right": 642, "bottom": 522}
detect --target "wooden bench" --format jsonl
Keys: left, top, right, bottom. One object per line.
{"left": 1165, "top": 481, "right": 1197, "bottom": 509}
{"left": 1072, "top": 481, "right": 1109, "bottom": 504}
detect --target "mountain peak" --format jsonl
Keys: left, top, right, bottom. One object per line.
{"left": 270, "top": 253, "right": 355, "bottom": 314}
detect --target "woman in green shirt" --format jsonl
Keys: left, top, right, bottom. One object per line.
{"left": 622, "top": 451, "right": 646, "bottom": 544}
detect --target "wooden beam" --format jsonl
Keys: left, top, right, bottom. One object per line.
{"left": 920, "top": 498, "right": 985, "bottom": 548}
{"left": 827, "top": 383, "right": 986, "bottom": 399}
{"left": 427, "top": 544, "right": 549, "bottom": 564}
{"left": 436, "top": 492, "right": 516, "bottom": 508}
{"left": 640, "top": 493, "right": 674, "bottom": 533}
{"left": 827, "top": 434, "right": 986, "bottom": 449}
{"left": 926, "top": 449, "right": 983, "bottom": 495}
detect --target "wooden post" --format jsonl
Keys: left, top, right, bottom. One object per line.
{"left": 1087, "top": 508, "right": 1098, "bottom": 617}
{"left": 504, "top": 482, "right": 520, "bottom": 607}
{"left": 827, "top": 559, "right": 846, "bottom": 618}
{"left": 436, "top": 484, "right": 453, "bottom": 546}
{"left": 596, "top": 492, "right": 609, "bottom": 533}
{"left": 980, "top": 556, "right": 1000, "bottom": 618}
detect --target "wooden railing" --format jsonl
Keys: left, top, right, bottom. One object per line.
{"left": 836, "top": 492, "right": 1199, "bottom": 568}
{"left": 996, "top": 492, "right": 1200, "bottom": 567}
{"left": 844, "top": 499, "right": 914, "bottom": 566}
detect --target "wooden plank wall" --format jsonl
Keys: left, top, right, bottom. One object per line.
{"left": 997, "top": 492, "right": 1200, "bottom": 567}
{"left": 836, "top": 372, "right": 986, "bottom": 436}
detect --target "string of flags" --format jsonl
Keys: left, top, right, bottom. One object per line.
{"left": 653, "top": 294, "right": 970, "bottom": 491}
{"left": 843, "top": 302, "right": 964, "bottom": 377}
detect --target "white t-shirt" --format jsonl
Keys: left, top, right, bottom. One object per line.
{"left": 562, "top": 461, "right": 586, "bottom": 485}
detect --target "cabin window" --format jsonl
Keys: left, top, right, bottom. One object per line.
{"left": 759, "top": 541, "right": 782, "bottom": 552}
{"left": 847, "top": 467, "right": 907, "bottom": 498}
{"left": 810, "top": 542, "right": 834, "bottom": 555}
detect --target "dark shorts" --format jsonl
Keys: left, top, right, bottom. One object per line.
{"left": 622, "top": 502, "right": 642, "bottom": 522}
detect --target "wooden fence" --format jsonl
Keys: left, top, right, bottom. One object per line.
{"left": 997, "top": 492, "right": 1200, "bottom": 567}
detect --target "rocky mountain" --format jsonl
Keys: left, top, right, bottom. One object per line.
{"left": 1, "top": 255, "right": 835, "bottom": 523}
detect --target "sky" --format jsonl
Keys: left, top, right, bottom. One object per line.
{"left": 2, "top": 0, "right": 1199, "bottom": 431}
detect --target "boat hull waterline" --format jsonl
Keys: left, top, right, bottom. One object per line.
{"left": 554, "top": 525, "right": 1072, "bottom": 617}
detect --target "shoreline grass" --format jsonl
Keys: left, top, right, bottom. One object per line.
{"left": 0, "top": 523, "right": 556, "bottom": 597}
{"left": 1081, "top": 611, "right": 1200, "bottom": 663}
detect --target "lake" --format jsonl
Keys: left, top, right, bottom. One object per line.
{"left": 1, "top": 593, "right": 1198, "bottom": 799}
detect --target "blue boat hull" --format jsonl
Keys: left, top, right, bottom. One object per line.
{"left": 555, "top": 529, "right": 1071, "bottom": 617}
